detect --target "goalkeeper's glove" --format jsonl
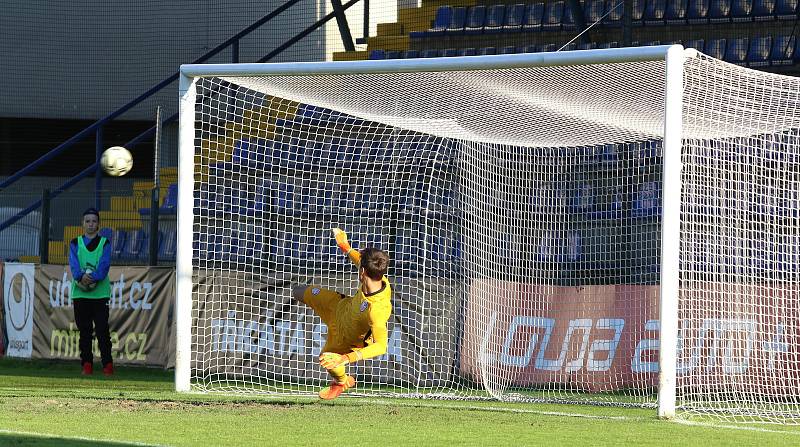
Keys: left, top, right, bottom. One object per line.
{"left": 332, "top": 227, "right": 352, "bottom": 254}
{"left": 319, "top": 352, "right": 349, "bottom": 370}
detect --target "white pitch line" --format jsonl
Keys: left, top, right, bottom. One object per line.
{"left": 674, "top": 419, "right": 800, "bottom": 435}
{"left": 357, "top": 399, "right": 640, "bottom": 421}
{"left": 358, "top": 399, "right": 800, "bottom": 433}
{"left": 0, "top": 429, "right": 171, "bottom": 447}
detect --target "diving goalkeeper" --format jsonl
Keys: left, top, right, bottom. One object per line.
{"left": 292, "top": 228, "right": 392, "bottom": 400}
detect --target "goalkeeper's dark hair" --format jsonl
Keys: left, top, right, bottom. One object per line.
{"left": 360, "top": 247, "right": 389, "bottom": 281}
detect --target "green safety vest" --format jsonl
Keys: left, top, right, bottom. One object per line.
{"left": 71, "top": 236, "right": 112, "bottom": 299}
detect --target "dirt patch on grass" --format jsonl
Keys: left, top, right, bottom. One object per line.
{"left": 7, "top": 396, "right": 317, "bottom": 415}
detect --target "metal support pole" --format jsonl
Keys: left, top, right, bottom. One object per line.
{"left": 330, "top": 0, "right": 356, "bottom": 51}
{"left": 149, "top": 106, "right": 162, "bottom": 266}
{"left": 232, "top": 40, "right": 240, "bottom": 63}
{"left": 39, "top": 188, "right": 51, "bottom": 264}
{"left": 95, "top": 126, "right": 104, "bottom": 210}
{"left": 567, "top": 0, "right": 590, "bottom": 44}
{"left": 623, "top": 0, "right": 633, "bottom": 47}
{"left": 356, "top": 0, "right": 369, "bottom": 44}
{"left": 657, "top": 45, "right": 687, "bottom": 420}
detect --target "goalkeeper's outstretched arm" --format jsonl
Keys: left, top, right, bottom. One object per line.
{"left": 332, "top": 227, "right": 361, "bottom": 266}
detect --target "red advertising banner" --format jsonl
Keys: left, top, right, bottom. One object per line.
{"left": 460, "top": 280, "right": 659, "bottom": 392}
{"left": 460, "top": 280, "right": 800, "bottom": 394}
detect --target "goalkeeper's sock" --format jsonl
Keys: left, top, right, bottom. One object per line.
{"left": 319, "top": 375, "right": 355, "bottom": 400}
{"left": 328, "top": 364, "right": 348, "bottom": 384}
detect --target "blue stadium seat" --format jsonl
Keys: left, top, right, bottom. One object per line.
{"left": 394, "top": 230, "right": 420, "bottom": 266}
{"left": 632, "top": 182, "right": 662, "bottom": 218}
{"left": 478, "top": 46, "right": 497, "bottom": 55}
{"left": 484, "top": 4, "right": 507, "bottom": 33}
{"left": 161, "top": 183, "right": 178, "bottom": 212}
{"left": 562, "top": 42, "right": 578, "bottom": 51}
{"left": 577, "top": 42, "right": 597, "bottom": 50}
{"left": 272, "top": 137, "right": 306, "bottom": 170}
{"left": 644, "top": 0, "right": 668, "bottom": 25}
{"left": 503, "top": 3, "right": 527, "bottom": 32}
{"left": 746, "top": 36, "right": 772, "bottom": 66}
{"left": 563, "top": 1, "right": 578, "bottom": 30}
{"left": 634, "top": 140, "right": 662, "bottom": 163}
{"left": 522, "top": 44, "right": 539, "bottom": 53}
{"left": 534, "top": 231, "right": 560, "bottom": 263}
{"left": 542, "top": 1, "right": 566, "bottom": 30}
{"left": 460, "top": 47, "right": 477, "bottom": 56}
{"left": 335, "top": 138, "right": 364, "bottom": 167}
{"left": 499, "top": 45, "right": 517, "bottom": 54}
{"left": 595, "top": 143, "right": 619, "bottom": 163}
{"left": 770, "top": 35, "right": 796, "bottom": 65}
{"left": 731, "top": 0, "right": 754, "bottom": 20}
{"left": 564, "top": 231, "right": 583, "bottom": 263}
{"left": 403, "top": 49, "right": 419, "bottom": 58}
{"left": 522, "top": 3, "right": 545, "bottom": 31}
{"left": 421, "top": 48, "right": 441, "bottom": 58}
{"left": 369, "top": 49, "right": 386, "bottom": 60}
{"left": 413, "top": 6, "right": 451, "bottom": 37}
{"left": 232, "top": 139, "right": 268, "bottom": 171}
{"left": 684, "top": 38, "right": 705, "bottom": 52}
{"left": 385, "top": 50, "right": 400, "bottom": 59}
{"left": 571, "top": 183, "right": 623, "bottom": 220}
{"left": 464, "top": 5, "right": 487, "bottom": 34}
{"left": 281, "top": 234, "right": 303, "bottom": 263}
{"left": 122, "top": 229, "right": 148, "bottom": 260}
{"left": 752, "top": 0, "right": 777, "bottom": 18}
{"left": 642, "top": 40, "right": 661, "bottom": 46}
{"left": 272, "top": 182, "right": 295, "bottom": 214}
{"left": 749, "top": 186, "right": 800, "bottom": 220}
{"left": 775, "top": 0, "right": 799, "bottom": 18}
{"left": 754, "top": 236, "right": 800, "bottom": 276}
{"left": 687, "top": 0, "right": 711, "bottom": 22}
{"left": 708, "top": 0, "right": 733, "bottom": 21}
{"left": 110, "top": 229, "right": 127, "bottom": 260}
{"left": 442, "top": 48, "right": 459, "bottom": 57}
{"left": 197, "top": 233, "right": 225, "bottom": 262}
{"left": 724, "top": 37, "right": 749, "bottom": 64}
{"left": 665, "top": 0, "right": 690, "bottom": 23}
{"left": 603, "top": 0, "right": 625, "bottom": 26}
{"left": 597, "top": 41, "right": 620, "bottom": 48}
{"left": 158, "top": 229, "right": 177, "bottom": 261}
{"left": 585, "top": 0, "right": 607, "bottom": 23}
{"left": 705, "top": 38, "right": 727, "bottom": 59}
{"left": 632, "top": 0, "right": 647, "bottom": 25}
{"left": 539, "top": 43, "right": 558, "bottom": 52}
{"left": 427, "top": 233, "right": 464, "bottom": 275}
{"left": 446, "top": 7, "right": 468, "bottom": 34}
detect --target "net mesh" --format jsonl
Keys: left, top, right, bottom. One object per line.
{"left": 186, "top": 51, "right": 800, "bottom": 423}
{"left": 679, "top": 55, "right": 800, "bottom": 424}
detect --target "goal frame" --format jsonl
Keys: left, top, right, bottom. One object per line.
{"left": 175, "top": 46, "right": 688, "bottom": 419}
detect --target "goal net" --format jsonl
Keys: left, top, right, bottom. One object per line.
{"left": 176, "top": 47, "right": 800, "bottom": 424}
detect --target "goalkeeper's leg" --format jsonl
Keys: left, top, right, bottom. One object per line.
{"left": 318, "top": 345, "right": 355, "bottom": 400}
{"left": 319, "top": 364, "right": 355, "bottom": 400}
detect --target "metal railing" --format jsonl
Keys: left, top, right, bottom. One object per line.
{"left": 0, "top": 0, "right": 362, "bottom": 239}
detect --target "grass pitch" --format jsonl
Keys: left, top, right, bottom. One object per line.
{"left": 0, "top": 358, "right": 798, "bottom": 446}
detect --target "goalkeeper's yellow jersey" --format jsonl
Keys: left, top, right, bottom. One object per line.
{"left": 331, "top": 276, "right": 392, "bottom": 362}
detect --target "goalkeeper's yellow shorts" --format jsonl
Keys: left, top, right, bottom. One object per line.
{"left": 303, "top": 286, "right": 350, "bottom": 353}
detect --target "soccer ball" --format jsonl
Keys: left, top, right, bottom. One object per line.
{"left": 101, "top": 146, "right": 133, "bottom": 177}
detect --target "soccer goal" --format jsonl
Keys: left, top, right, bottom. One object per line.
{"left": 176, "top": 46, "right": 800, "bottom": 424}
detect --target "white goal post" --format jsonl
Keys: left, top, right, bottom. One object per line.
{"left": 176, "top": 46, "right": 800, "bottom": 424}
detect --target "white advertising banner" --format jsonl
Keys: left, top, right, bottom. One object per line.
{"left": 3, "top": 262, "right": 36, "bottom": 358}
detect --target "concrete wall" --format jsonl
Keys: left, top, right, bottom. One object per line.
{"left": 1, "top": 1, "right": 327, "bottom": 121}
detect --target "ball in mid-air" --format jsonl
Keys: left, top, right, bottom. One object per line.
{"left": 101, "top": 146, "right": 133, "bottom": 177}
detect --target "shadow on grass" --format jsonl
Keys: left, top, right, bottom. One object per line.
{"left": 0, "top": 432, "right": 163, "bottom": 447}
{"left": 0, "top": 357, "right": 171, "bottom": 383}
